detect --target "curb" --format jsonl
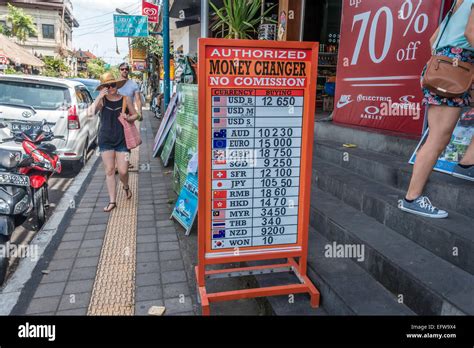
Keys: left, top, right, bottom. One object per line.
{"left": 0, "top": 153, "right": 100, "bottom": 315}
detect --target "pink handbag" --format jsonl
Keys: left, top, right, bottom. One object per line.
{"left": 118, "top": 97, "right": 142, "bottom": 150}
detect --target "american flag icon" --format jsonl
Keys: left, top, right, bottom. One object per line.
{"left": 213, "top": 107, "right": 227, "bottom": 117}
{"left": 213, "top": 96, "right": 227, "bottom": 106}
{"left": 213, "top": 118, "right": 226, "bottom": 127}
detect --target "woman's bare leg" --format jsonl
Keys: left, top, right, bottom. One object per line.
{"left": 101, "top": 150, "right": 117, "bottom": 204}
{"left": 406, "top": 105, "right": 462, "bottom": 200}
{"left": 116, "top": 152, "right": 131, "bottom": 198}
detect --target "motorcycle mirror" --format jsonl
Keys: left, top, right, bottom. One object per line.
{"left": 41, "top": 119, "right": 47, "bottom": 126}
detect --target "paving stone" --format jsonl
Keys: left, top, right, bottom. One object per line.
{"left": 40, "top": 269, "right": 70, "bottom": 284}
{"left": 58, "top": 292, "right": 91, "bottom": 311}
{"left": 158, "top": 242, "right": 179, "bottom": 251}
{"left": 87, "top": 224, "right": 107, "bottom": 232}
{"left": 75, "top": 208, "right": 94, "bottom": 214}
{"left": 81, "top": 239, "right": 104, "bottom": 248}
{"left": 161, "top": 270, "right": 187, "bottom": 284}
{"left": 89, "top": 217, "right": 109, "bottom": 225}
{"left": 137, "top": 243, "right": 158, "bottom": 253}
{"left": 34, "top": 282, "right": 66, "bottom": 298}
{"left": 159, "top": 250, "right": 182, "bottom": 261}
{"left": 52, "top": 249, "right": 77, "bottom": 260}
{"left": 64, "top": 279, "right": 94, "bottom": 294}
{"left": 136, "top": 262, "right": 160, "bottom": 274}
{"left": 48, "top": 258, "right": 74, "bottom": 271}
{"left": 69, "top": 218, "right": 90, "bottom": 226}
{"left": 137, "top": 251, "right": 159, "bottom": 263}
{"left": 156, "top": 220, "right": 175, "bottom": 228}
{"left": 136, "top": 285, "right": 163, "bottom": 302}
{"left": 135, "top": 300, "right": 164, "bottom": 316}
{"left": 69, "top": 267, "right": 97, "bottom": 281}
{"left": 74, "top": 256, "right": 100, "bottom": 268}
{"left": 136, "top": 273, "right": 161, "bottom": 287}
{"left": 57, "top": 241, "right": 81, "bottom": 251}
{"left": 26, "top": 297, "right": 60, "bottom": 314}
{"left": 77, "top": 247, "right": 101, "bottom": 258}
{"left": 61, "top": 232, "right": 84, "bottom": 242}
{"left": 137, "top": 215, "right": 155, "bottom": 222}
{"left": 156, "top": 227, "right": 176, "bottom": 235}
{"left": 160, "top": 259, "right": 185, "bottom": 272}
{"left": 65, "top": 225, "right": 86, "bottom": 233}
{"left": 137, "top": 227, "right": 157, "bottom": 235}
{"left": 56, "top": 308, "right": 88, "bottom": 315}
{"left": 137, "top": 234, "right": 157, "bottom": 244}
{"left": 163, "top": 282, "right": 191, "bottom": 299}
{"left": 164, "top": 296, "right": 193, "bottom": 315}
{"left": 83, "top": 231, "right": 106, "bottom": 240}
{"left": 138, "top": 220, "right": 155, "bottom": 228}
{"left": 157, "top": 233, "right": 178, "bottom": 242}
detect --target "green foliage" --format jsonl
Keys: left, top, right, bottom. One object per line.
{"left": 131, "top": 37, "right": 163, "bottom": 59}
{"left": 5, "top": 3, "right": 37, "bottom": 43}
{"left": 86, "top": 58, "right": 119, "bottom": 79}
{"left": 4, "top": 67, "right": 18, "bottom": 75}
{"left": 209, "top": 0, "right": 275, "bottom": 39}
{"left": 42, "top": 56, "right": 69, "bottom": 77}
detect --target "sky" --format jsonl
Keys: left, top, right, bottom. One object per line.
{"left": 71, "top": 0, "right": 143, "bottom": 65}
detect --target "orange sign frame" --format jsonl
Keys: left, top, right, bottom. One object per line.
{"left": 196, "top": 38, "right": 320, "bottom": 315}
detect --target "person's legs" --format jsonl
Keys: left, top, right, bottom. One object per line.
{"left": 101, "top": 150, "right": 117, "bottom": 210}
{"left": 116, "top": 151, "right": 132, "bottom": 199}
{"left": 459, "top": 138, "right": 474, "bottom": 165}
{"left": 406, "top": 105, "right": 462, "bottom": 200}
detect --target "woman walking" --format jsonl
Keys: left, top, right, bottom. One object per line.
{"left": 399, "top": 0, "right": 474, "bottom": 219}
{"left": 91, "top": 72, "right": 139, "bottom": 212}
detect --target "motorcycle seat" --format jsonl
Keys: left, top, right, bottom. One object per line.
{"left": 37, "top": 143, "right": 57, "bottom": 156}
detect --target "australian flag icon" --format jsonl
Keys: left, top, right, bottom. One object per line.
{"left": 214, "top": 129, "right": 227, "bottom": 138}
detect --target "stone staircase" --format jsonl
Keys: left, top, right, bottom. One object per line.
{"left": 307, "top": 121, "right": 474, "bottom": 315}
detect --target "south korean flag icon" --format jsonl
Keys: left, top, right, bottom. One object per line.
{"left": 212, "top": 240, "right": 226, "bottom": 249}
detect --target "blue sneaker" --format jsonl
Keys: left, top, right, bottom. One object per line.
{"left": 398, "top": 196, "right": 448, "bottom": 219}
{"left": 452, "top": 164, "right": 474, "bottom": 181}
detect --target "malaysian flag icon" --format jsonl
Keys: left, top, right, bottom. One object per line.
{"left": 213, "top": 97, "right": 227, "bottom": 106}
{"left": 213, "top": 107, "right": 227, "bottom": 117}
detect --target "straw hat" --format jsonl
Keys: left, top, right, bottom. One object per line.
{"left": 96, "top": 72, "right": 126, "bottom": 91}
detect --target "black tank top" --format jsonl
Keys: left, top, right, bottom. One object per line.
{"left": 99, "top": 97, "right": 127, "bottom": 148}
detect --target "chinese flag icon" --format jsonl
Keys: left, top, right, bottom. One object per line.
{"left": 213, "top": 170, "right": 227, "bottom": 179}
{"left": 213, "top": 190, "right": 227, "bottom": 199}
{"left": 213, "top": 200, "right": 227, "bottom": 209}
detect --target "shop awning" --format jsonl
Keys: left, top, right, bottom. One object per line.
{"left": 0, "top": 34, "right": 45, "bottom": 67}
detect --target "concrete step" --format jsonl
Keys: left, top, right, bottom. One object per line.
{"left": 313, "top": 158, "right": 474, "bottom": 275}
{"left": 306, "top": 229, "right": 415, "bottom": 315}
{"left": 314, "top": 139, "right": 474, "bottom": 219}
{"left": 314, "top": 121, "right": 420, "bottom": 158}
{"left": 310, "top": 188, "right": 474, "bottom": 315}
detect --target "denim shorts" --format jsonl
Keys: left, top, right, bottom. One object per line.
{"left": 99, "top": 143, "right": 130, "bottom": 153}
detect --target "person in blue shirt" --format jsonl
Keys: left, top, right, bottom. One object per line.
{"left": 400, "top": 0, "right": 474, "bottom": 219}
{"left": 118, "top": 62, "right": 143, "bottom": 120}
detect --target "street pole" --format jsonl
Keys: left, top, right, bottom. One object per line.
{"left": 201, "top": 0, "right": 209, "bottom": 38}
{"left": 163, "top": 0, "right": 170, "bottom": 111}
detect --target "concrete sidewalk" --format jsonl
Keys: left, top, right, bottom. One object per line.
{"left": 8, "top": 111, "right": 268, "bottom": 316}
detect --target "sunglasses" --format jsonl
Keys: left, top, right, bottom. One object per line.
{"left": 103, "top": 83, "right": 117, "bottom": 89}
{"left": 120, "top": 68, "right": 129, "bottom": 71}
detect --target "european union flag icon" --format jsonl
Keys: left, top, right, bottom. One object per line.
{"left": 213, "top": 139, "right": 227, "bottom": 149}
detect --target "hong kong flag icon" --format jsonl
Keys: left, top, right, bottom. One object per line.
{"left": 213, "top": 170, "right": 227, "bottom": 179}
{"left": 213, "top": 200, "right": 227, "bottom": 209}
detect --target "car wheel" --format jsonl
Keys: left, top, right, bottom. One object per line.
{"left": 33, "top": 187, "right": 46, "bottom": 231}
{"left": 0, "top": 235, "right": 9, "bottom": 285}
{"left": 72, "top": 140, "right": 88, "bottom": 173}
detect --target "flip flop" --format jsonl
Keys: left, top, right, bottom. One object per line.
{"left": 104, "top": 202, "right": 117, "bottom": 212}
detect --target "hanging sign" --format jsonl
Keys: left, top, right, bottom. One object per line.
{"left": 333, "top": 0, "right": 445, "bottom": 135}
{"left": 196, "top": 38, "right": 320, "bottom": 315}
{"left": 113, "top": 15, "right": 149, "bottom": 37}
{"left": 142, "top": 0, "right": 159, "bottom": 23}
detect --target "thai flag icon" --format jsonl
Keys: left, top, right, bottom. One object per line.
{"left": 213, "top": 200, "right": 227, "bottom": 209}
{"left": 213, "top": 107, "right": 227, "bottom": 117}
{"left": 213, "top": 118, "right": 226, "bottom": 127}
{"left": 214, "top": 129, "right": 227, "bottom": 138}
{"left": 213, "top": 170, "right": 227, "bottom": 179}
{"left": 212, "top": 229, "right": 226, "bottom": 239}
{"left": 213, "top": 139, "right": 227, "bottom": 149}
{"left": 212, "top": 220, "right": 226, "bottom": 228}
{"left": 213, "top": 96, "right": 227, "bottom": 106}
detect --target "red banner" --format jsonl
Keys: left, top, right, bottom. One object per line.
{"left": 333, "top": 0, "right": 445, "bottom": 135}
{"left": 142, "top": 0, "right": 159, "bottom": 23}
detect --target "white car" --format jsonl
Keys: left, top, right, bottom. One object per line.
{"left": 0, "top": 75, "right": 99, "bottom": 172}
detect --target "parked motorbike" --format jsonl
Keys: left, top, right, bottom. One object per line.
{"left": 0, "top": 120, "right": 63, "bottom": 284}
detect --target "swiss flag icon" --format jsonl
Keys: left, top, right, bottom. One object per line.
{"left": 213, "top": 170, "right": 227, "bottom": 179}
{"left": 213, "top": 200, "right": 227, "bottom": 209}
